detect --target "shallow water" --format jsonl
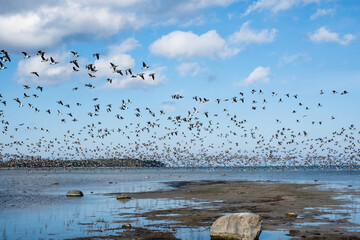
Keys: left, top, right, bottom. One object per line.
{"left": 1, "top": 167, "right": 360, "bottom": 239}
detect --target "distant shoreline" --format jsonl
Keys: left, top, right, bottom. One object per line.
{"left": 1, "top": 162, "right": 359, "bottom": 170}
{"left": 0, "top": 158, "right": 166, "bottom": 169}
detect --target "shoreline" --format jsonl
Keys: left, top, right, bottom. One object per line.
{"left": 82, "top": 180, "right": 360, "bottom": 239}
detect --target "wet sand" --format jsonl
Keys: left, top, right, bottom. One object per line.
{"left": 74, "top": 180, "right": 360, "bottom": 239}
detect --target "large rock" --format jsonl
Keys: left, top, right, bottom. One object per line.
{"left": 66, "top": 190, "right": 84, "bottom": 197}
{"left": 117, "top": 193, "right": 131, "bottom": 200}
{"left": 210, "top": 213, "right": 261, "bottom": 240}
{"left": 285, "top": 212, "right": 297, "bottom": 218}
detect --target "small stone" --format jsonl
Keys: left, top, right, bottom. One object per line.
{"left": 288, "top": 230, "right": 300, "bottom": 236}
{"left": 51, "top": 182, "right": 59, "bottom": 185}
{"left": 117, "top": 193, "right": 131, "bottom": 200}
{"left": 121, "top": 224, "right": 131, "bottom": 229}
{"left": 285, "top": 212, "right": 297, "bottom": 218}
{"left": 66, "top": 190, "right": 84, "bottom": 197}
{"left": 210, "top": 212, "right": 262, "bottom": 240}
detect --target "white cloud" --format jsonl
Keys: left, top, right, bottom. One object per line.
{"left": 310, "top": 8, "right": 335, "bottom": 20}
{"left": 309, "top": 27, "right": 355, "bottom": 45}
{"left": 176, "top": 0, "right": 240, "bottom": 10}
{"left": 244, "top": 0, "right": 319, "bottom": 15}
{"left": 90, "top": 38, "right": 164, "bottom": 89}
{"left": 108, "top": 38, "right": 140, "bottom": 53}
{"left": 0, "top": 2, "right": 143, "bottom": 50}
{"left": 0, "top": 0, "right": 241, "bottom": 50}
{"left": 237, "top": 66, "right": 270, "bottom": 86}
{"left": 14, "top": 37, "right": 164, "bottom": 89}
{"left": 150, "top": 30, "right": 239, "bottom": 59}
{"left": 279, "top": 53, "right": 310, "bottom": 66}
{"left": 92, "top": 39, "right": 138, "bottom": 78}
{"left": 15, "top": 52, "right": 74, "bottom": 85}
{"left": 176, "top": 62, "right": 207, "bottom": 76}
{"left": 229, "top": 21, "right": 277, "bottom": 45}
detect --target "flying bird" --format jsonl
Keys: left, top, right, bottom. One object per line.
{"left": 31, "top": 72, "right": 39, "bottom": 77}
{"left": 22, "top": 52, "right": 31, "bottom": 59}
{"left": 0, "top": 50, "right": 10, "bottom": 62}
{"left": 0, "top": 62, "right": 6, "bottom": 70}
{"left": 142, "top": 62, "right": 150, "bottom": 69}
{"left": 93, "top": 53, "right": 100, "bottom": 60}
{"left": 71, "top": 51, "right": 79, "bottom": 58}
{"left": 149, "top": 73, "right": 155, "bottom": 80}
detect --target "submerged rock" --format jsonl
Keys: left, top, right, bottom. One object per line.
{"left": 117, "top": 193, "right": 131, "bottom": 200}
{"left": 210, "top": 212, "right": 262, "bottom": 240}
{"left": 66, "top": 190, "right": 83, "bottom": 197}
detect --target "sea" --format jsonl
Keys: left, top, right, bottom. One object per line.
{"left": 1, "top": 167, "right": 360, "bottom": 240}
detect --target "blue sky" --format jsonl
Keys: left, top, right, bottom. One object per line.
{"left": 0, "top": 0, "right": 359, "bottom": 166}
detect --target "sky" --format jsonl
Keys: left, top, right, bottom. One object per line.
{"left": 0, "top": 0, "right": 360, "bottom": 166}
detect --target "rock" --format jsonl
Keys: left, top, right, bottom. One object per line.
{"left": 285, "top": 212, "right": 297, "bottom": 218}
{"left": 117, "top": 193, "right": 131, "bottom": 200}
{"left": 210, "top": 213, "right": 262, "bottom": 240}
{"left": 288, "top": 230, "right": 300, "bottom": 236}
{"left": 66, "top": 190, "right": 84, "bottom": 197}
{"left": 121, "top": 224, "right": 131, "bottom": 229}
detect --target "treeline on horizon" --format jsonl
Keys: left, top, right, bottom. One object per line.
{"left": 0, "top": 158, "right": 166, "bottom": 168}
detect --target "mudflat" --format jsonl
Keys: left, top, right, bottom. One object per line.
{"left": 75, "top": 180, "right": 360, "bottom": 239}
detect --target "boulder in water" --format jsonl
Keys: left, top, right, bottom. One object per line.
{"left": 66, "top": 190, "right": 83, "bottom": 197}
{"left": 285, "top": 212, "right": 297, "bottom": 218}
{"left": 210, "top": 212, "right": 261, "bottom": 240}
{"left": 117, "top": 193, "right": 131, "bottom": 200}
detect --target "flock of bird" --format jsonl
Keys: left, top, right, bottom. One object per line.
{"left": 0, "top": 49, "right": 359, "bottom": 167}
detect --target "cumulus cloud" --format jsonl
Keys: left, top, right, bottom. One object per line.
{"left": 309, "top": 27, "right": 355, "bottom": 45}
{"left": 176, "top": 62, "right": 207, "bottom": 76}
{"left": 92, "top": 39, "right": 139, "bottom": 78}
{"left": 244, "top": 0, "right": 319, "bottom": 15}
{"left": 14, "top": 37, "right": 164, "bottom": 89}
{"left": 0, "top": 2, "right": 143, "bottom": 50}
{"left": 15, "top": 52, "right": 74, "bottom": 85}
{"left": 237, "top": 66, "right": 270, "bottom": 86}
{"left": 229, "top": 21, "right": 277, "bottom": 45}
{"left": 87, "top": 38, "right": 164, "bottom": 89}
{"left": 108, "top": 38, "right": 140, "bottom": 53}
{"left": 0, "top": 0, "right": 241, "bottom": 50}
{"left": 310, "top": 8, "right": 335, "bottom": 20}
{"left": 150, "top": 30, "right": 239, "bottom": 59}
